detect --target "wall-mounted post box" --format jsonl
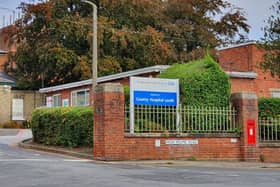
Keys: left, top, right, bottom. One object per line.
{"left": 247, "top": 120, "right": 256, "bottom": 145}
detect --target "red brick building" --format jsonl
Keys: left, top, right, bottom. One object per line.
{"left": 39, "top": 65, "right": 169, "bottom": 107}
{"left": 218, "top": 42, "right": 280, "bottom": 97}
{"left": 40, "top": 42, "right": 280, "bottom": 107}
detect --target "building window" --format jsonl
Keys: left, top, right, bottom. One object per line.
{"left": 271, "top": 90, "right": 280, "bottom": 98}
{"left": 71, "top": 89, "right": 90, "bottom": 106}
{"left": 53, "top": 94, "right": 62, "bottom": 107}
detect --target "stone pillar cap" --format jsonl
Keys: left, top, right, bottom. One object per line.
{"left": 230, "top": 92, "right": 257, "bottom": 100}
{"left": 95, "top": 83, "right": 124, "bottom": 93}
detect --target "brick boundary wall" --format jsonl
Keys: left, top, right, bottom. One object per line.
{"left": 259, "top": 144, "right": 280, "bottom": 163}
{"left": 93, "top": 83, "right": 278, "bottom": 162}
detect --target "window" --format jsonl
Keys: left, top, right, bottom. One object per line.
{"left": 12, "top": 99, "right": 24, "bottom": 120}
{"left": 53, "top": 94, "right": 62, "bottom": 107}
{"left": 270, "top": 89, "right": 280, "bottom": 98}
{"left": 71, "top": 89, "right": 90, "bottom": 106}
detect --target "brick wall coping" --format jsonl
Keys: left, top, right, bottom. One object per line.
{"left": 95, "top": 83, "right": 123, "bottom": 93}
{"left": 260, "top": 143, "right": 280, "bottom": 148}
{"left": 124, "top": 133, "right": 240, "bottom": 138}
{"left": 230, "top": 92, "right": 257, "bottom": 100}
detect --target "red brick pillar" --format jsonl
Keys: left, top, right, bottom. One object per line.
{"left": 93, "top": 83, "right": 124, "bottom": 160}
{"left": 231, "top": 92, "right": 259, "bottom": 161}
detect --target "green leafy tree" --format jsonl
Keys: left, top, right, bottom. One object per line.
{"left": 4, "top": 0, "right": 249, "bottom": 89}
{"left": 5, "top": 0, "right": 92, "bottom": 89}
{"left": 261, "top": 0, "right": 280, "bottom": 79}
{"left": 160, "top": 0, "right": 249, "bottom": 61}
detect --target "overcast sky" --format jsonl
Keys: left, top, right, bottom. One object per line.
{"left": 0, "top": 0, "right": 278, "bottom": 40}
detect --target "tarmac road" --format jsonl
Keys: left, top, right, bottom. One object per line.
{"left": 0, "top": 129, "right": 280, "bottom": 187}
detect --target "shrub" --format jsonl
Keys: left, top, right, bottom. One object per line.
{"left": 124, "top": 85, "right": 130, "bottom": 105}
{"left": 31, "top": 107, "right": 93, "bottom": 147}
{"left": 158, "top": 55, "right": 231, "bottom": 107}
{"left": 259, "top": 98, "right": 280, "bottom": 118}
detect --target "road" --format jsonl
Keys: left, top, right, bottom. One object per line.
{"left": 0, "top": 129, "right": 280, "bottom": 187}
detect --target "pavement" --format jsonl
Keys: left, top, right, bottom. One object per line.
{"left": 112, "top": 160, "right": 280, "bottom": 170}
{"left": 1, "top": 129, "right": 280, "bottom": 187}
{"left": 14, "top": 129, "right": 280, "bottom": 170}
{"left": 0, "top": 129, "right": 32, "bottom": 145}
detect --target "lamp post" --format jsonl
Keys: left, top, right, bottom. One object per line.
{"left": 81, "top": 0, "right": 98, "bottom": 98}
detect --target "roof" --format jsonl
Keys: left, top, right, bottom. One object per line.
{"left": 39, "top": 64, "right": 259, "bottom": 93}
{"left": 217, "top": 41, "right": 257, "bottom": 51}
{"left": 0, "top": 71, "right": 16, "bottom": 86}
{"left": 39, "top": 65, "right": 170, "bottom": 93}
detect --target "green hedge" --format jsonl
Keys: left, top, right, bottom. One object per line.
{"left": 158, "top": 55, "right": 230, "bottom": 107}
{"left": 31, "top": 107, "right": 93, "bottom": 147}
{"left": 124, "top": 85, "right": 130, "bottom": 105}
{"left": 259, "top": 98, "right": 280, "bottom": 118}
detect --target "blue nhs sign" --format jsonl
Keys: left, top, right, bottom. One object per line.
{"left": 130, "top": 77, "right": 179, "bottom": 107}
{"left": 134, "top": 91, "right": 177, "bottom": 106}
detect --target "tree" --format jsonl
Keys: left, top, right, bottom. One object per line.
{"left": 4, "top": 0, "right": 249, "bottom": 89}
{"left": 261, "top": 0, "right": 280, "bottom": 79}
{"left": 4, "top": 0, "right": 92, "bottom": 89}
{"left": 160, "top": 0, "right": 249, "bottom": 61}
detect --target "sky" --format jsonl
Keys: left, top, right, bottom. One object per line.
{"left": 0, "top": 0, "right": 278, "bottom": 40}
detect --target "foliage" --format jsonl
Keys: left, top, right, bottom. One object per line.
{"left": 4, "top": 0, "right": 92, "bottom": 90}
{"left": 4, "top": 0, "right": 249, "bottom": 89}
{"left": 258, "top": 98, "right": 280, "bottom": 142}
{"left": 0, "top": 121, "right": 21, "bottom": 129}
{"left": 160, "top": 0, "right": 249, "bottom": 60}
{"left": 159, "top": 55, "right": 231, "bottom": 107}
{"left": 260, "top": 0, "right": 280, "bottom": 78}
{"left": 124, "top": 85, "right": 130, "bottom": 105}
{"left": 258, "top": 98, "right": 280, "bottom": 118}
{"left": 102, "top": 0, "right": 249, "bottom": 59}
{"left": 31, "top": 107, "right": 93, "bottom": 147}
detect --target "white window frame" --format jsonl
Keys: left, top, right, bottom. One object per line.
{"left": 12, "top": 98, "right": 25, "bottom": 121}
{"left": 52, "top": 94, "right": 62, "bottom": 107}
{"left": 71, "top": 89, "right": 90, "bottom": 107}
{"left": 270, "top": 89, "right": 280, "bottom": 98}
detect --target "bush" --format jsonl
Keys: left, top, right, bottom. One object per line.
{"left": 259, "top": 98, "right": 280, "bottom": 118}
{"left": 31, "top": 107, "right": 93, "bottom": 148}
{"left": 124, "top": 85, "right": 130, "bottom": 105}
{"left": 158, "top": 55, "right": 231, "bottom": 107}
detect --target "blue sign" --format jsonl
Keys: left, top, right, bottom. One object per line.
{"left": 134, "top": 91, "right": 177, "bottom": 106}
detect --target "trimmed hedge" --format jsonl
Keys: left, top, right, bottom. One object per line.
{"left": 31, "top": 107, "right": 93, "bottom": 147}
{"left": 259, "top": 98, "right": 280, "bottom": 118}
{"left": 159, "top": 55, "right": 230, "bottom": 107}
{"left": 124, "top": 85, "right": 130, "bottom": 105}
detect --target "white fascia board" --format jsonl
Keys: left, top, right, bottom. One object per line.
{"left": 39, "top": 65, "right": 170, "bottom": 93}
{"left": 217, "top": 41, "right": 257, "bottom": 51}
{"left": 0, "top": 50, "right": 8, "bottom": 54}
{"left": 226, "top": 71, "right": 258, "bottom": 79}
{"left": 97, "top": 65, "right": 170, "bottom": 82}
{"left": 39, "top": 79, "right": 92, "bottom": 93}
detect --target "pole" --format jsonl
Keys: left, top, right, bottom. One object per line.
{"left": 81, "top": 0, "right": 98, "bottom": 105}
{"left": 92, "top": 4, "right": 98, "bottom": 93}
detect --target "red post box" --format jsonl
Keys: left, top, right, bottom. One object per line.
{"left": 247, "top": 120, "right": 256, "bottom": 145}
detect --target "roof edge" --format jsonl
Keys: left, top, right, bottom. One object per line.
{"left": 39, "top": 65, "right": 170, "bottom": 93}
{"left": 217, "top": 41, "right": 257, "bottom": 51}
